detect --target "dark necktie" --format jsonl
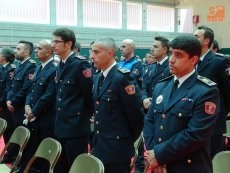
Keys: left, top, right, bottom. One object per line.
{"left": 60, "top": 61, "right": 65, "bottom": 69}
{"left": 37, "top": 65, "right": 42, "bottom": 74}
{"left": 98, "top": 73, "right": 104, "bottom": 91}
{"left": 170, "top": 79, "right": 179, "bottom": 98}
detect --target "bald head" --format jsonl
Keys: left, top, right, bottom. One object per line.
{"left": 120, "top": 39, "right": 136, "bottom": 60}
{"left": 35, "top": 39, "right": 53, "bottom": 63}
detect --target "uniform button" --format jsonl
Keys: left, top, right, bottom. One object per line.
{"left": 158, "top": 138, "right": 162, "bottom": 142}
{"left": 40, "top": 83, "right": 42, "bottom": 85}
{"left": 60, "top": 80, "right": 62, "bottom": 82}
{"left": 162, "top": 114, "right": 166, "bottom": 118}
{"left": 154, "top": 110, "right": 157, "bottom": 113}
{"left": 57, "top": 108, "right": 61, "bottom": 111}
{"left": 77, "top": 112, "right": 80, "bottom": 115}
{"left": 59, "top": 89, "right": 62, "bottom": 92}
{"left": 107, "top": 98, "right": 110, "bottom": 101}
{"left": 160, "top": 125, "right": 163, "bottom": 130}
{"left": 31, "top": 97, "right": 33, "bottom": 100}
{"left": 96, "top": 101, "right": 100, "bottom": 105}
{"left": 58, "top": 98, "right": 61, "bottom": 101}
{"left": 95, "top": 111, "right": 98, "bottom": 114}
{"left": 32, "top": 90, "right": 34, "bottom": 92}
{"left": 96, "top": 131, "right": 99, "bottom": 134}
{"left": 187, "top": 159, "right": 192, "bottom": 164}
{"left": 178, "top": 113, "right": 182, "bottom": 117}
{"left": 67, "top": 81, "right": 70, "bottom": 83}
{"left": 116, "top": 136, "right": 120, "bottom": 139}
{"left": 96, "top": 121, "right": 99, "bottom": 124}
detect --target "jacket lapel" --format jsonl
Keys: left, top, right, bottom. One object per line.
{"left": 197, "top": 51, "right": 213, "bottom": 73}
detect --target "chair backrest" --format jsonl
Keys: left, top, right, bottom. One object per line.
{"left": 0, "top": 126, "right": 30, "bottom": 173}
{"left": 130, "top": 133, "right": 143, "bottom": 169}
{"left": 69, "top": 153, "right": 104, "bottom": 173}
{"left": 213, "top": 151, "right": 230, "bottom": 173}
{"left": 23, "top": 137, "right": 62, "bottom": 173}
{"left": 0, "top": 118, "right": 7, "bottom": 137}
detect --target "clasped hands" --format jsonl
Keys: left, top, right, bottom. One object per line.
{"left": 146, "top": 150, "right": 167, "bottom": 173}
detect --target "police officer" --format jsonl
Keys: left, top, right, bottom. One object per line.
{"left": 6, "top": 40, "right": 36, "bottom": 173}
{"left": 194, "top": 25, "right": 230, "bottom": 158}
{"left": 91, "top": 37, "right": 144, "bottom": 173}
{"left": 142, "top": 36, "right": 171, "bottom": 111}
{"left": 144, "top": 35, "right": 219, "bottom": 173}
{"left": 118, "top": 39, "right": 143, "bottom": 89}
{"left": 52, "top": 28, "right": 94, "bottom": 173}
{"left": 0, "top": 48, "right": 16, "bottom": 163}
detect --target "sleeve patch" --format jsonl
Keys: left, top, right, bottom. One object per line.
{"left": 205, "top": 102, "right": 216, "bottom": 115}
{"left": 82, "top": 69, "right": 92, "bottom": 78}
{"left": 125, "top": 85, "right": 135, "bottom": 95}
{"left": 132, "top": 68, "right": 139, "bottom": 75}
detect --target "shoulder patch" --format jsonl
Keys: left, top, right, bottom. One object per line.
{"left": 75, "top": 55, "right": 87, "bottom": 60}
{"left": 215, "top": 52, "right": 226, "bottom": 58}
{"left": 118, "top": 67, "right": 130, "bottom": 74}
{"left": 197, "top": 75, "right": 216, "bottom": 86}
{"left": 158, "top": 75, "right": 174, "bottom": 83}
{"left": 29, "top": 59, "right": 36, "bottom": 63}
{"left": 10, "top": 64, "right": 16, "bottom": 68}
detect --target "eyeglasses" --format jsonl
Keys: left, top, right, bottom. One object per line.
{"left": 52, "top": 40, "right": 65, "bottom": 44}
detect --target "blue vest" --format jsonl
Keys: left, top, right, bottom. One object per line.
{"left": 118, "top": 57, "right": 138, "bottom": 70}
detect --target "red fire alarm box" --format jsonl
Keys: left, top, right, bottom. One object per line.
{"left": 193, "top": 15, "right": 199, "bottom": 24}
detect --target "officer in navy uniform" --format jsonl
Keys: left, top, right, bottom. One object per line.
{"left": 142, "top": 36, "right": 171, "bottom": 111}
{"left": 91, "top": 37, "right": 144, "bottom": 173}
{"left": 22, "top": 40, "right": 57, "bottom": 172}
{"left": 118, "top": 39, "right": 143, "bottom": 89}
{"left": 144, "top": 35, "right": 219, "bottom": 173}
{"left": 6, "top": 40, "right": 36, "bottom": 127}
{"left": 0, "top": 48, "right": 16, "bottom": 163}
{"left": 194, "top": 26, "right": 230, "bottom": 158}
{"left": 52, "top": 28, "right": 94, "bottom": 173}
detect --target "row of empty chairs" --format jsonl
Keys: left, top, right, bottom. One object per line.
{"left": 0, "top": 117, "right": 104, "bottom": 173}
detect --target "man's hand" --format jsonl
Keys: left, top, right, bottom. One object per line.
{"left": 6, "top": 100, "right": 14, "bottom": 112}
{"left": 143, "top": 98, "right": 152, "bottom": 109}
{"left": 147, "top": 150, "right": 158, "bottom": 168}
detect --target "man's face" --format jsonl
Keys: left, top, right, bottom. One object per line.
{"left": 169, "top": 48, "right": 197, "bottom": 78}
{"left": 0, "top": 53, "right": 5, "bottom": 64}
{"left": 91, "top": 43, "right": 109, "bottom": 70}
{"left": 194, "top": 29, "right": 206, "bottom": 48}
{"left": 51, "top": 36, "right": 68, "bottom": 59}
{"left": 151, "top": 40, "right": 166, "bottom": 60}
{"left": 35, "top": 42, "right": 50, "bottom": 62}
{"left": 15, "top": 43, "right": 28, "bottom": 61}
{"left": 120, "top": 42, "right": 132, "bottom": 58}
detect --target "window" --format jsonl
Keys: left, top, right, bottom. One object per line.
{"left": 56, "top": 0, "right": 77, "bottom": 26}
{"left": 0, "top": 0, "right": 50, "bottom": 24}
{"left": 146, "top": 5, "right": 174, "bottom": 32}
{"left": 127, "top": 2, "right": 142, "bottom": 30}
{"left": 83, "top": 0, "right": 122, "bottom": 29}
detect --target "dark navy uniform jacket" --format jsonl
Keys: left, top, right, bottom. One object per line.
{"left": 142, "top": 59, "right": 170, "bottom": 100}
{"left": 0, "top": 63, "right": 16, "bottom": 108}
{"left": 6, "top": 59, "right": 36, "bottom": 123}
{"left": 92, "top": 65, "right": 144, "bottom": 163}
{"left": 25, "top": 60, "right": 56, "bottom": 128}
{"left": 55, "top": 54, "right": 93, "bottom": 139}
{"left": 197, "top": 51, "right": 230, "bottom": 135}
{"left": 144, "top": 72, "right": 219, "bottom": 173}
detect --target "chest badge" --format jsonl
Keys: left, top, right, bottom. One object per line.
{"left": 156, "top": 95, "right": 163, "bottom": 104}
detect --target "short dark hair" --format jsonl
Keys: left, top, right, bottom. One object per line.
{"left": 0, "top": 47, "right": 15, "bottom": 63}
{"left": 197, "top": 25, "right": 214, "bottom": 48}
{"left": 155, "top": 36, "right": 170, "bottom": 54}
{"left": 212, "top": 40, "right": 219, "bottom": 51}
{"left": 52, "top": 27, "right": 76, "bottom": 50}
{"left": 170, "top": 34, "right": 201, "bottom": 58}
{"left": 74, "top": 41, "right": 81, "bottom": 52}
{"left": 18, "top": 40, "right": 34, "bottom": 55}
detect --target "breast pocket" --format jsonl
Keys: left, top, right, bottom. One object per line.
{"left": 64, "top": 79, "right": 76, "bottom": 94}
{"left": 101, "top": 93, "right": 119, "bottom": 113}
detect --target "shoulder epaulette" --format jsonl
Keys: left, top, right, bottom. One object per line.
{"left": 215, "top": 52, "right": 226, "bottom": 58}
{"left": 29, "top": 59, "right": 36, "bottom": 63}
{"left": 197, "top": 75, "right": 216, "bottom": 86}
{"left": 75, "top": 55, "right": 87, "bottom": 60}
{"left": 10, "top": 64, "right": 16, "bottom": 68}
{"left": 118, "top": 67, "right": 130, "bottom": 74}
